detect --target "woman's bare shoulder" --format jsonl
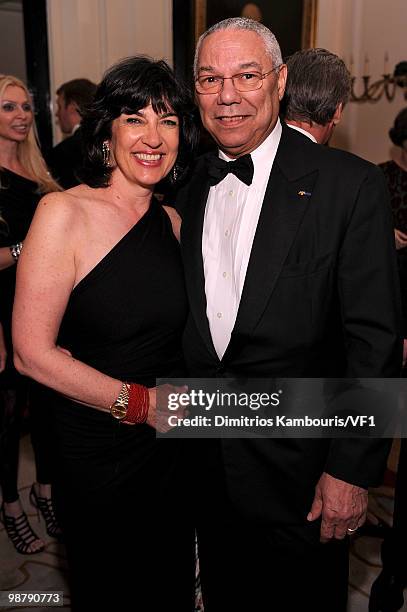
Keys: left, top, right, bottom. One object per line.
{"left": 38, "top": 185, "right": 99, "bottom": 217}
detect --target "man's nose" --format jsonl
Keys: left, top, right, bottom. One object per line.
{"left": 217, "top": 77, "right": 242, "bottom": 105}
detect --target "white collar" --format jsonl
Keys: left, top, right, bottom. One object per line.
{"left": 286, "top": 123, "right": 317, "bottom": 143}
{"left": 250, "top": 118, "right": 282, "bottom": 172}
{"left": 218, "top": 118, "right": 282, "bottom": 162}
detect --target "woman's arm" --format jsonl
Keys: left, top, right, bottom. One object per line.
{"left": 12, "top": 192, "right": 123, "bottom": 410}
{"left": 12, "top": 193, "right": 180, "bottom": 430}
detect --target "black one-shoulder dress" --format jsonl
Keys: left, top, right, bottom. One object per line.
{"left": 54, "top": 199, "right": 194, "bottom": 611}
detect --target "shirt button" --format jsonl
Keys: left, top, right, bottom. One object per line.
{"left": 225, "top": 229, "right": 229, "bottom": 237}
{"left": 222, "top": 271, "right": 227, "bottom": 278}
{"left": 229, "top": 190, "right": 234, "bottom": 196}
{"left": 217, "top": 312, "right": 222, "bottom": 318}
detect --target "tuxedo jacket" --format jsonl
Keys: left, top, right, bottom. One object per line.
{"left": 47, "top": 128, "right": 83, "bottom": 189}
{"left": 177, "top": 125, "right": 402, "bottom": 524}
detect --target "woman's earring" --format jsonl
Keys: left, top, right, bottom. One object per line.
{"left": 102, "top": 141, "right": 111, "bottom": 167}
{"left": 172, "top": 164, "right": 179, "bottom": 183}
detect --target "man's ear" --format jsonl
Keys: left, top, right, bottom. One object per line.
{"left": 277, "top": 64, "right": 288, "bottom": 101}
{"left": 332, "top": 102, "right": 343, "bottom": 126}
{"left": 67, "top": 101, "right": 79, "bottom": 116}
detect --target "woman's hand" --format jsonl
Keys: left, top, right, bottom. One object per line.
{"left": 0, "top": 323, "right": 7, "bottom": 372}
{"left": 146, "top": 384, "right": 188, "bottom": 432}
{"left": 394, "top": 229, "right": 407, "bottom": 250}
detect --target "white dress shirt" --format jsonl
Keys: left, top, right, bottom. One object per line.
{"left": 203, "top": 119, "right": 282, "bottom": 359}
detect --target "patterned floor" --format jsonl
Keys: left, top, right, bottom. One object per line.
{"left": 1, "top": 434, "right": 406, "bottom": 611}
{"left": 0, "top": 435, "right": 70, "bottom": 612}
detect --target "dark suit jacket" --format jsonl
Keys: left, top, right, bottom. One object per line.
{"left": 47, "top": 128, "right": 83, "bottom": 189}
{"left": 177, "top": 124, "right": 402, "bottom": 524}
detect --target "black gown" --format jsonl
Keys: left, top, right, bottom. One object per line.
{"left": 0, "top": 169, "right": 39, "bottom": 385}
{"left": 370, "top": 162, "right": 407, "bottom": 609}
{"left": 53, "top": 199, "right": 194, "bottom": 611}
{"left": 379, "top": 160, "right": 407, "bottom": 336}
{"left": 0, "top": 169, "right": 55, "bottom": 503}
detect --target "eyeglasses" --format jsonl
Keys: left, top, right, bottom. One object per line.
{"left": 195, "top": 66, "right": 281, "bottom": 94}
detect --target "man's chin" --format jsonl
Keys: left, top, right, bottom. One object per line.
{"left": 215, "top": 141, "right": 253, "bottom": 158}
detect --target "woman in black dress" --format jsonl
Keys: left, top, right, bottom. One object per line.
{"left": 13, "top": 57, "right": 198, "bottom": 611}
{"left": 379, "top": 107, "right": 407, "bottom": 350}
{"left": 0, "top": 74, "right": 61, "bottom": 554}
{"left": 370, "top": 108, "right": 407, "bottom": 612}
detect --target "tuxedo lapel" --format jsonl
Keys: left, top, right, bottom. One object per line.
{"left": 224, "top": 127, "right": 319, "bottom": 359}
{"left": 181, "top": 156, "right": 219, "bottom": 360}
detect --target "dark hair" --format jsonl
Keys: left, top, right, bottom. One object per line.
{"left": 56, "top": 78, "right": 97, "bottom": 114}
{"left": 79, "top": 56, "right": 199, "bottom": 188}
{"left": 281, "top": 48, "right": 351, "bottom": 125}
{"left": 389, "top": 107, "right": 407, "bottom": 147}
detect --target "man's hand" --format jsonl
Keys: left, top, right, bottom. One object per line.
{"left": 307, "top": 472, "right": 368, "bottom": 542}
{"left": 394, "top": 229, "right": 407, "bottom": 250}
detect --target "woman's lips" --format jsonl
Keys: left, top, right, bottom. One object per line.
{"left": 12, "top": 124, "right": 29, "bottom": 132}
{"left": 131, "top": 152, "right": 164, "bottom": 166}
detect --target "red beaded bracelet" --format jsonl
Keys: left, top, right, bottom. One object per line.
{"left": 124, "top": 383, "right": 150, "bottom": 424}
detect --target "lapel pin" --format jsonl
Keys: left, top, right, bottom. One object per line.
{"left": 298, "top": 190, "right": 312, "bottom": 197}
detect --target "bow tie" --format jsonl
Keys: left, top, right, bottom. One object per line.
{"left": 206, "top": 153, "right": 254, "bottom": 186}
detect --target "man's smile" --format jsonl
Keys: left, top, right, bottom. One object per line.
{"left": 215, "top": 115, "right": 251, "bottom": 124}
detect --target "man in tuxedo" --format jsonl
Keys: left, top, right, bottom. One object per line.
{"left": 48, "top": 78, "right": 97, "bottom": 188}
{"left": 177, "top": 17, "right": 402, "bottom": 611}
{"left": 282, "top": 47, "right": 351, "bottom": 145}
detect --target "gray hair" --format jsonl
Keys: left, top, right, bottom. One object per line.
{"left": 282, "top": 48, "right": 351, "bottom": 125}
{"left": 193, "top": 17, "right": 283, "bottom": 78}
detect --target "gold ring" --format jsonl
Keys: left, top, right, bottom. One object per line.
{"left": 347, "top": 526, "right": 358, "bottom": 533}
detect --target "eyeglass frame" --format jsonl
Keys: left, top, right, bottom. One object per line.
{"left": 195, "top": 65, "right": 283, "bottom": 95}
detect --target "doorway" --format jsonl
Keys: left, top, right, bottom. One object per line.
{"left": 0, "top": 0, "right": 52, "bottom": 153}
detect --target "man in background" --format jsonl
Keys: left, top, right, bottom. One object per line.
{"left": 281, "top": 47, "right": 351, "bottom": 145}
{"left": 48, "top": 78, "right": 97, "bottom": 188}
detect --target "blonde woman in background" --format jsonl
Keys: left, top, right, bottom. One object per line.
{"left": 0, "top": 74, "right": 61, "bottom": 554}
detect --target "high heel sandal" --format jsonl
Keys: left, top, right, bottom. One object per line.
{"left": 29, "top": 484, "right": 63, "bottom": 540}
{"left": 0, "top": 504, "right": 45, "bottom": 555}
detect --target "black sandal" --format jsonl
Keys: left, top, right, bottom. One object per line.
{"left": 29, "top": 484, "right": 63, "bottom": 540}
{"left": 0, "top": 504, "right": 45, "bottom": 555}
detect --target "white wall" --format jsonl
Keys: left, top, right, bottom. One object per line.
{"left": 46, "top": 0, "right": 172, "bottom": 143}
{"left": 0, "top": 2, "right": 26, "bottom": 82}
{"left": 46, "top": 0, "right": 406, "bottom": 160}
{"left": 316, "top": 0, "right": 407, "bottom": 163}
